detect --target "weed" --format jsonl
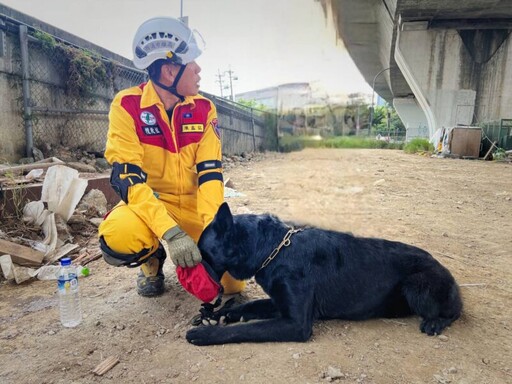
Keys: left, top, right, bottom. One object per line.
{"left": 31, "top": 29, "right": 109, "bottom": 102}
{"left": 278, "top": 135, "right": 404, "bottom": 152}
{"left": 403, "top": 138, "right": 434, "bottom": 154}
{"left": 0, "top": 171, "right": 27, "bottom": 220}
{"left": 493, "top": 148, "right": 507, "bottom": 161}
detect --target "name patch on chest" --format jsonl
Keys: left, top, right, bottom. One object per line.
{"left": 182, "top": 124, "right": 204, "bottom": 133}
{"left": 142, "top": 125, "right": 163, "bottom": 136}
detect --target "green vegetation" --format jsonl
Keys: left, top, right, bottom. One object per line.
{"left": 0, "top": 171, "right": 27, "bottom": 220}
{"left": 32, "top": 30, "right": 109, "bottom": 101}
{"left": 278, "top": 135, "right": 403, "bottom": 153}
{"left": 263, "top": 112, "right": 279, "bottom": 151}
{"left": 236, "top": 99, "right": 269, "bottom": 111}
{"left": 33, "top": 30, "right": 57, "bottom": 50}
{"left": 236, "top": 99, "right": 280, "bottom": 151}
{"left": 493, "top": 147, "right": 507, "bottom": 161}
{"left": 64, "top": 47, "right": 108, "bottom": 99}
{"left": 372, "top": 105, "right": 405, "bottom": 135}
{"left": 403, "top": 138, "right": 434, "bottom": 154}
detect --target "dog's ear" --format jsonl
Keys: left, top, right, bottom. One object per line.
{"left": 214, "top": 202, "right": 234, "bottom": 233}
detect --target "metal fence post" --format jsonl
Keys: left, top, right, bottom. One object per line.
{"left": 19, "top": 25, "right": 33, "bottom": 158}
{"left": 251, "top": 108, "right": 256, "bottom": 151}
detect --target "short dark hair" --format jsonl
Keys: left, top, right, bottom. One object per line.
{"left": 147, "top": 59, "right": 170, "bottom": 81}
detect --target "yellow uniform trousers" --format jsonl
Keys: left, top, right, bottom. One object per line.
{"left": 99, "top": 198, "right": 245, "bottom": 295}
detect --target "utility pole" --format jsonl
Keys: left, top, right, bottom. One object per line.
{"left": 225, "top": 67, "right": 237, "bottom": 101}
{"left": 215, "top": 67, "right": 238, "bottom": 100}
{"left": 215, "top": 69, "right": 225, "bottom": 98}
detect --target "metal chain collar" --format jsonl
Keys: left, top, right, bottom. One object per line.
{"left": 257, "top": 227, "right": 304, "bottom": 272}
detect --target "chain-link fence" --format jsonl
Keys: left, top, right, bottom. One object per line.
{"left": 405, "top": 125, "right": 430, "bottom": 142}
{"left": 481, "top": 119, "right": 512, "bottom": 153}
{"left": 204, "top": 93, "right": 278, "bottom": 153}
{"left": 0, "top": 9, "right": 277, "bottom": 162}
{"left": 26, "top": 39, "right": 147, "bottom": 153}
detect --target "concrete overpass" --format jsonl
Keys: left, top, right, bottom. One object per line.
{"left": 323, "top": 0, "right": 512, "bottom": 140}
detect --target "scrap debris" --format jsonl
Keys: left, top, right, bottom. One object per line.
{"left": 0, "top": 163, "right": 107, "bottom": 284}
{"left": 92, "top": 356, "right": 119, "bottom": 376}
{"left": 0, "top": 238, "right": 45, "bottom": 267}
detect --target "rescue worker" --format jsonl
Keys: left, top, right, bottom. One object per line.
{"left": 98, "top": 16, "right": 245, "bottom": 297}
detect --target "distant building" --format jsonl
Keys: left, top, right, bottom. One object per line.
{"left": 236, "top": 83, "right": 312, "bottom": 112}
{"left": 236, "top": 83, "right": 312, "bottom": 135}
{"left": 237, "top": 83, "right": 372, "bottom": 136}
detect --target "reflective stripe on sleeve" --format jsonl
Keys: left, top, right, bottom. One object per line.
{"left": 198, "top": 172, "right": 223, "bottom": 186}
{"left": 196, "top": 160, "right": 222, "bottom": 173}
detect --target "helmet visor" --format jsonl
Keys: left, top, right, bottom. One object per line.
{"left": 176, "top": 28, "right": 205, "bottom": 64}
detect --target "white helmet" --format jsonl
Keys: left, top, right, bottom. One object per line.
{"left": 132, "top": 17, "right": 204, "bottom": 69}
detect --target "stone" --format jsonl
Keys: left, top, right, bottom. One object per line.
{"left": 32, "top": 147, "right": 45, "bottom": 162}
{"left": 95, "top": 158, "right": 110, "bottom": 171}
{"left": 77, "top": 189, "right": 108, "bottom": 217}
{"left": 326, "top": 366, "right": 344, "bottom": 379}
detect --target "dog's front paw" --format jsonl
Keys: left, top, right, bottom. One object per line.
{"left": 420, "top": 318, "right": 449, "bottom": 336}
{"left": 186, "top": 326, "right": 217, "bottom": 346}
{"left": 217, "top": 309, "right": 242, "bottom": 324}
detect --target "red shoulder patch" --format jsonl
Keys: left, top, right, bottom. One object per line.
{"left": 211, "top": 118, "right": 221, "bottom": 139}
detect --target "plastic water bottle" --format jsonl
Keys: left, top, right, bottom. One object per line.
{"left": 57, "top": 257, "right": 82, "bottom": 327}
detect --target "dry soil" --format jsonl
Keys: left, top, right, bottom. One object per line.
{"left": 1, "top": 148, "right": 511, "bottom": 384}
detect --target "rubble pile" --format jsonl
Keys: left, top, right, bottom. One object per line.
{"left": 0, "top": 164, "right": 107, "bottom": 284}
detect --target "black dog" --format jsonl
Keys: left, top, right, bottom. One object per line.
{"left": 186, "top": 203, "right": 462, "bottom": 345}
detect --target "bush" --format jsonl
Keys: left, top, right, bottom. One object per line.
{"left": 278, "top": 135, "right": 306, "bottom": 152}
{"left": 493, "top": 148, "right": 507, "bottom": 161}
{"left": 278, "top": 135, "right": 404, "bottom": 152}
{"left": 403, "top": 138, "right": 434, "bottom": 154}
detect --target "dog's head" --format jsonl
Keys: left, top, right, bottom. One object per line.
{"left": 197, "top": 202, "right": 235, "bottom": 278}
{"left": 175, "top": 204, "right": 234, "bottom": 303}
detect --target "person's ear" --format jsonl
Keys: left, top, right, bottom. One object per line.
{"left": 159, "top": 63, "right": 174, "bottom": 83}
{"left": 167, "top": 64, "right": 181, "bottom": 82}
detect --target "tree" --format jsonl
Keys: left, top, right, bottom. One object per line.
{"left": 373, "top": 105, "right": 405, "bottom": 137}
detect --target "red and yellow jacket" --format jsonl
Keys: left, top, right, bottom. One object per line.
{"left": 105, "top": 81, "right": 223, "bottom": 239}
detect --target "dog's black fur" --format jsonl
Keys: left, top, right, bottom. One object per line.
{"left": 186, "top": 203, "right": 462, "bottom": 345}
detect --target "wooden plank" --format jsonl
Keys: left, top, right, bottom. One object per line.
{"left": 0, "top": 162, "right": 56, "bottom": 176}
{"left": 34, "top": 157, "right": 64, "bottom": 164}
{"left": 44, "top": 243, "right": 80, "bottom": 264}
{"left": 73, "top": 248, "right": 102, "bottom": 266}
{"left": 65, "top": 162, "right": 97, "bottom": 173}
{"left": 92, "top": 356, "right": 119, "bottom": 376}
{"left": 0, "top": 239, "right": 45, "bottom": 267}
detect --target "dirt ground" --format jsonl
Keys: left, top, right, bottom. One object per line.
{"left": 1, "top": 148, "right": 511, "bottom": 384}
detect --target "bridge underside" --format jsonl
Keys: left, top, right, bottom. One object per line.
{"left": 324, "top": 0, "right": 512, "bottom": 141}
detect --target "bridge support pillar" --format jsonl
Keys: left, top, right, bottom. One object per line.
{"left": 393, "top": 98, "right": 429, "bottom": 141}
{"left": 394, "top": 20, "right": 477, "bottom": 139}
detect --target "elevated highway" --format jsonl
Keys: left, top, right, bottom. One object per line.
{"left": 324, "top": 0, "right": 512, "bottom": 140}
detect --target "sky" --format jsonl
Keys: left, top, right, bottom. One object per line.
{"left": 1, "top": 0, "right": 371, "bottom": 98}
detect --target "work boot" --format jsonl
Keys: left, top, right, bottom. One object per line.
{"left": 137, "top": 250, "right": 166, "bottom": 297}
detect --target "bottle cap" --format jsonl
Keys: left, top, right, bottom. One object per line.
{"left": 60, "top": 257, "right": 72, "bottom": 266}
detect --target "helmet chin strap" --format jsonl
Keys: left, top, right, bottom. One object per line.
{"left": 150, "top": 63, "right": 187, "bottom": 102}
